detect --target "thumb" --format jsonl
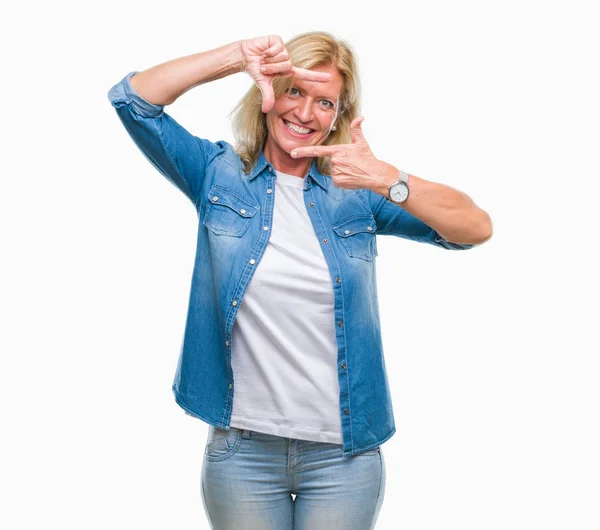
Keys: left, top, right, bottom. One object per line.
{"left": 350, "top": 116, "right": 366, "bottom": 144}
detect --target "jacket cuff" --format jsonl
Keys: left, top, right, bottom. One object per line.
{"left": 434, "top": 233, "right": 476, "bottom": 250}
{"left": 107, "top": 71, "right": 165, "bottom": 118}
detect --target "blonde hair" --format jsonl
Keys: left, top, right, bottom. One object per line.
{"left": 229, "top": 31, "right": 361, "bottom": 175}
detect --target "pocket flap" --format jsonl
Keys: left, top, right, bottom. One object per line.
{"left": 332, "top": 215, "right": 377, "bottom": 237}
{"left": 206, "top": 186, "right": 258, "bottom": 218}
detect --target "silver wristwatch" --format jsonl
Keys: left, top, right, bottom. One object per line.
{"left": 385, "top": 170, "right": 409, "bottom": 204}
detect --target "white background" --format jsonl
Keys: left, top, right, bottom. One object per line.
{"left": 2, "top": 0, "right": 599, "bottom": 528}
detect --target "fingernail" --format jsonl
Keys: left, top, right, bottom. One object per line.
{"left": 261, "top": 65, "right": 267, "bottom": 72}
{"left": 291, "top": 151, "right": 297, "bottom": 158}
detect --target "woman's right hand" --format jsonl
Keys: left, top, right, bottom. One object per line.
{"left": 239, "top": 36, "right": 333, "bottom": 113}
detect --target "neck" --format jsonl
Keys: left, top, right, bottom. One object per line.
{"left": 263, "top": 138, "right": 312, "bottom": 178}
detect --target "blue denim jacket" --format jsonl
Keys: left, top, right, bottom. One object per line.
{"left": 108, "top": 71, "right": 474, "bottom": 457}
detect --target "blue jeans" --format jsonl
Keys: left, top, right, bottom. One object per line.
{"left": 200, "top": 426, "right": 386, "bottom": 529}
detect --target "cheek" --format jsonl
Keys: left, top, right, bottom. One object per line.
{"left": 317, "top": 118, "right": 334, "bottom": 135}
{"left": 267, "top": 110, "right": 285, "bottom": 132}
{"left": 272, "top": 97, "right": 291, "bottom": 115}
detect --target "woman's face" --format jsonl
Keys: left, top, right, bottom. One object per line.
{"left": 264, "top": 64, "right": 344, "bottom": 158}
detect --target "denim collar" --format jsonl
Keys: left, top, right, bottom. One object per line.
{"left": 248, "top": 151, "right": 328, "bottom": 191}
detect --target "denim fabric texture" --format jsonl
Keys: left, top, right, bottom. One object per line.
{"left": 201, "top": 426, "right": 385, "bottom": 529}
{"left": 107, "top": 71, "right": 475, "bottom": 458}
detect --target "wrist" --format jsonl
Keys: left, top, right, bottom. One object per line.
{"left": 234, "top": 40, "right": 247, "bottom": 73}
{"left": 374, "top": 162, "right": 402, "bottom": 197}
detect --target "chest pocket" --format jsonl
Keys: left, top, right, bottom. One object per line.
{"left": 332, "top": 214, "right": 378, "bottom": 261}
{"left": 203, "top": 185, "right": 259, "bottom": 237}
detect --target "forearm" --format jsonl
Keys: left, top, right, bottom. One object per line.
{"left": 375, "top": 164, "right": 493, "bottom": 245}
{"left": 129, "top": 40, "right": 244, "bottom": 106}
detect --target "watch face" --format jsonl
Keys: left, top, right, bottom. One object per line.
{"left": 390, "top": 182, "right": 409, "bottom": 203}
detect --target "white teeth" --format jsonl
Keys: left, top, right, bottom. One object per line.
{"left": 284, "top": 120, "right": 313, "bottom": 135}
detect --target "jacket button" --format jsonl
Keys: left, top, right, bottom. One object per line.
{"left": 240, "top": 209, "right": 246, "bottom": 214}
{"left": 344, "top": 408, "right": 349, "bottom": 414}
{"left": 267, "top": 189, "right": 273, "bottom": 194}
{"left": 229, "top": 383, "right": 232, "bottom": 389}
{"left": 344, "top": 229, "right": 350, "bottom": 234}
{"left": 336, "top": 277, "right": 341, "bottom": 283}
{"left": 226, "top": 340, "right": 229, "bottom": 346}
{"left": 249, "top": 259, "right": 256, "bottom": 265}
{"left": 309, "top": 202, "right": 315, "bottom": 207}
{"left": 338, "top": 321, "right": 343, "bottom": 327}
{"left": 232, "top": 300, "right": 238, "bottom": 306}
{"left": 211, "top": 196, "right": 219, "bottom": 202}
{"left": 323, "top": 238, "right": 328, "bottom": 243}
{"left": 341, "top": 363, "right": 346, "bottom": 370}
{"left": 263, "top": 226, "right": 269, "bottom": 231}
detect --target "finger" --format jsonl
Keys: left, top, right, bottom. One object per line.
{"left": 258, "top": 78, "right": 275, "bottom": 113}
{"left": 290, "top": 67, "right": 333, "bottom": 83}
{"left": 262, "top": 37, "right": 284, "bottom": 58}
{"left": 260, "top": 60, "right": 293, "bottom": 76}
{"left": 350, "top": 116, "right": 365, "bottom": 129}
{"left": 350, "top": 116, "right": 366, "bottom": 144}
{"left": 290, "top": 145, "right": 340, "bottom": 158}
{"left": 262, "top": 50, "right": 289, "bottom": 64}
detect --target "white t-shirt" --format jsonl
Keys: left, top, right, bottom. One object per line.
{"left": 229, "top": 169, "right": 343, "bottom": 444}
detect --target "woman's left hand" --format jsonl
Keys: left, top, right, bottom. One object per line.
{"left": 290, "top": 117, "right": 397, "bottom": 193}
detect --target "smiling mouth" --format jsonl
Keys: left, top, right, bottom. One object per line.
{"left": 283, "top": 119, "right": 315, "bottom": 137}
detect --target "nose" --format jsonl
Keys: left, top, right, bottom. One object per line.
{"left": 295, "top": 97, "right": 314, "bottom": 123}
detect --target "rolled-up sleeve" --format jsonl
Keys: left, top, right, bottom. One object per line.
{"left": 365, "top": 189, "right": 476, "bottom": 250}
{"left": 107, "top": 71, "right": 219, "bottom": 208}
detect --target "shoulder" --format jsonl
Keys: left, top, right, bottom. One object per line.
{"left": 204, "top": 140, "right": 244, "bottom": 170}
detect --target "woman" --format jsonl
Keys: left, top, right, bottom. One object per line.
{"left": 108, "top": 32, "right": 492, "bottom": 530}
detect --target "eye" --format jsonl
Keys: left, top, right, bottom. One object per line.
{"left": 286, "top": 87, "right": 301, "bottom": 97}
{"left": 319, "top": 99, "right": 335, "bottom": 109}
